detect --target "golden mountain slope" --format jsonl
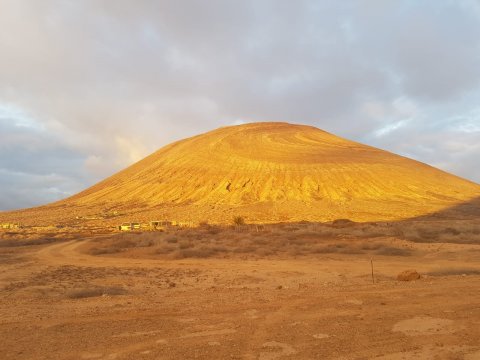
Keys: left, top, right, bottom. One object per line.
{"left": 2, "top": 122, "right": 480, "bottom": 225}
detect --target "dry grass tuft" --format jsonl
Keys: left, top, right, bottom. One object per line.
{"left": 331, "top": 219, "right": 356, "bottom": 228}
{"left": 0, "top": 237, "right": 57, "bottom": 247}
{"left": 233, "top": 216, "right": 246, "bottom": 226}
{"left": 66, "top": 286, "right": 127, "bottom": 299}
{"left": 80, "top": 218, "right": 480, "bottom": 260}
{"left": 375, "top": 246, "right": 412, "bottom": 257}
{"left": 396, "top": 222, "right": 480, "bottom": 244}
{"left": 426, "top": 268, "right": 480, "bottom": 277}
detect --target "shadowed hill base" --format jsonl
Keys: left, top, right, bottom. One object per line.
{"left": 1, "top": 122, "right": 480, "bottom": 225}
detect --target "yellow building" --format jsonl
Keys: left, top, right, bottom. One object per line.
{"left": 1, "top": 223, "right": 21, "bottom": 229}
{"left": 118, "top": 222, "right": 141, "bottom": 231}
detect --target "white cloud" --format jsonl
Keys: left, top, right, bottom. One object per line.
{"left": 374, "top": 120, "right": 411, "bottom": 137}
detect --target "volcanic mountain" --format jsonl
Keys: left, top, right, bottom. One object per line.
{"left": 2, "top": 122, "right": 480, "bottom": 225}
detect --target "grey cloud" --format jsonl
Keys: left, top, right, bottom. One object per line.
{"left": 0, "top": 114, "right": 94, "bottom": 210}
{"left": 357, "top": 1, "right": 480, "bottom": 99}
{"left": 0, "top": 168, "right": 80, "bottom": 210}
{"left": 0, "top": 0, "right": 479, "bottom": 210}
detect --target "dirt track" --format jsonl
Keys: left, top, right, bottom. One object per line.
{"left": 1, "top": 237, "right": 480, "bottom": 359}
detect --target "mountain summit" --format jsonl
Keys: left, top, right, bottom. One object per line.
{"left": 3, "top": 122, "right": 480, "bottom": 224}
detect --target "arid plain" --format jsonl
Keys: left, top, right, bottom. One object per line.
{"left": 1, "top": 123, "right": 480, "bottom": 359}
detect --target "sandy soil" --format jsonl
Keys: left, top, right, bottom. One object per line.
{"left": 1, "top": 228, "right": 480, "bottom": 360}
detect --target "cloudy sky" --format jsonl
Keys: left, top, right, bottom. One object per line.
{"left": 1, "top": 0, "right": 480, "bottom": 210}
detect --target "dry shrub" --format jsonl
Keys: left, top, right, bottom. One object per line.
{"left": 375, "top": 246, "right": 412, "bottom": 257}
{"left": 286, "top": 226, "right": 300, "bottom": 232}
{"left": 0, "top": 237, "right": 56, "bottom": 247}
{"left": 252, "top": 236, "right": 268, "bottom": 245}
{"left": 178, "top": 240, "right": 193, "bottom": 249}
{"left": 154, "top": 244, "right": 176, "bottom": 254}
{"left": 311, "top": 242, "right": 363, "bottom": 255}
{"left": 357, "top": 227, "right": 385, "bottom": 238}
{"left": 165, "top": 236, "right": 178, "bottom": 243}
{"left": 256, "top": 248, "right": 274, "bottom": 257}
{"left": 332, "top": 219, "right": 356, "bottom": 228}
{"left": 416, "top": 228, "right": 440, "bottom": 241}
{"left": 232, "top": 246, "right": 257, "bottom": 254}
{"left": 87, "top": 237, "right": 139, "bottom": 255}
{"left": 360, "top": 243, "right": 382, "bottom": 251}
{"left": 340, "top": 247, "right": 363, "bottom": 254}
{"left": 391, "top": 226, "right": 406, "bottom": 238}
{"left": 66, "top": 286, "right": 127, "bottom": 299}
{"left": 399, "top": 222, "right": 480, "bottom": 244}
{"left": 88, "top": 247, "right": 120, "bottom": 255}
{"left": 312, "top": 245, "right": 341, "bottom": 254}
{"left": 112, "top": 239, "right": 136, "bottom": 248}
{"left": 444, "top": 227, "right": 461, "bottom": 236}
{"left": 295, "top": 229, "right": 335, "bottom": 239}
{"left": 170, "top": 247, "right": 216, "bottom": 259}
{"left": 85, "top": 219, "right": 480, "bottom": 260}
{"left": 233, "top": 216, "right": 246, "bottom": 226}
{"left": 471, "top": 227, "right": 480, "bottom": 235}
{"left": 137, "top": 238, "right": 155, "bottom": 247}
{"left": 205, "top": 226, "right": 222, "bottom": 235}
{"left": 397, "top": 270, "right": 421, "bottom": 281}
{"left": 426, "top": 268, "right": 480, "bottom": 276}
{"left": 287, "top": 237, "right": 311, "bottom": 246}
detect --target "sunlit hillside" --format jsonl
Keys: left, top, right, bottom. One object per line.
{"left": 1, "top": 122, "right": 479, "bottom": 225}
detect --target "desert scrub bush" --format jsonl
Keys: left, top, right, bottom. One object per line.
{"left": 178, "top": 240, "right": 193, "bottom": 249}
{"left": 360, "top": 243, "right": 383, "bottom": 251}
{"left": 339, "top": 247, "right": 363, "bottom": 255}
{"left": 134, "top": 237, "right": 156, "bottom": 247}
{"left": 0, "top": 236, "right": 57, "bottom": 247}
{"left": 232, "top": 245, "right": 257, "bottom": 254}
{"left": 331, "top": 218, "right": 356, "bottom": 228}
{"left": 205, "top": 226, "right": 222, "bottom": 235}
{"left": 355, "top": 226, "right": 385, "bottom": 238}
{"left": 154, "top": 244, "right": 176, "bottom": 254}
{"left": 165, "top": 236, "right": 178, "bottom": 243}
{"left": 89, "top": 247, "right": 121, "bottom": 255}
{"left": 444, "top": 227, "right": 461, "bottom": 236}
{"left": 256, "top": 248, "right": 275, "bottom": 257}
{"left": 112, "top": 238, "right": 137, "bottom": 248}
{"left": 400, "top": 223, "right": 480, "bottom": 244}
{"left": 390, "top": 226, "right": 406, "bottom": 238}
{"left": 66, "top": 286, "right": 127, "bottom": 299}
{"left": 287, "top": 237, "right": 311, "bottom": 246}
{"left": 233, "top": 216, "right": 246, "bottom": 226}
{"left": 375, "top": 246, "right": 412, "bottom": 256}
{"left": 316, "top": 229, "right": 339, "bottom": 239}
{"left": 415, "top": 227, "right": 441, "bottom": 242}
{"left": 170, "top": 246, "right": 217, "bottom": 259}
{"left": 312, "top": 245, "right": 340, "bottom": 254}
{"left": 426, "top": 268, "right": 480, "bottom": 276}
{"left": 251, "top": 236, "right": 268, "bottom": 245}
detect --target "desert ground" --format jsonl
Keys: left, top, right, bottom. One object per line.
{"left": 1, "top": 219, "right": 480, "bottom": 360}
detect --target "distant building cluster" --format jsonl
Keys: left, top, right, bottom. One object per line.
{"left": 118, "top": 220, "right": 194, "bottom": 231}
{"left": 1, "top": 223, "right": 21, "bottom": 229}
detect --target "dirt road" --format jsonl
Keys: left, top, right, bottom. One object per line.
{"left": 1, "top": 237, "right": 480, "bottom": 359}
